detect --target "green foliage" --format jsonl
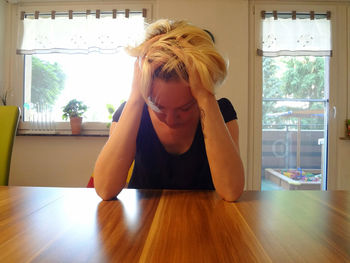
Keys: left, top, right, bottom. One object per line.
{"left": 31, "top": 56, "right": 65, "bottom": 106}
{"left": 262, "top": 57, "right": 282, "bottom": 99}
{"left": 62, "top": 99, "right": 88, "bottom": 120}
{"left": 262, "top": 57, "right": 282, "bottom": 127}
{"left": 106, "top": 104, "right": 115, "bottom": 118}
{"left": 106, "top": 104, "right": 115, "bottom": 128}
{"left": 263, "top": 56, "right": 326, "bottom": 130}
{"left": 105, "top": 100, "right": 124, "bottom": 128}
{"left": 281, "top": 57, "right": 324, "bottom": 99}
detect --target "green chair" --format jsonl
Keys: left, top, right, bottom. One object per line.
{"left": 0, "top": 106, "right": 20, "bottom": 186}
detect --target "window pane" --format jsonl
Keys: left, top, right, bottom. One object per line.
{"left": 261, "top": 56, "right": 329, "bottom": 191}
{"left": 263, "top": 56, "right": 326, "bottom": 100}
{"left": 24, "top": 52, "right": 135, "bottom": 122}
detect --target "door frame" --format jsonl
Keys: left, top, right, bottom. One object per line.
{"left": 248, "top": 1, "right": 341, "bottom": 190}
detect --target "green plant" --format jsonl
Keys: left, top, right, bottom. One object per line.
{"left": 106, "top": 104, "right": 116, "bottom": 128}
{"left": 106, "top": 104, "right": 115, "bottom": 120}
{"left": 62, "top": 99, "right": 87, "bottom": 120}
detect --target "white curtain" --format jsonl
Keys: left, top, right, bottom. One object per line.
{"left": 17, "top": 12, "right": 145, "bottom": 54}
{"left": 261, "top": 16, "right": 331, "bottom": 56}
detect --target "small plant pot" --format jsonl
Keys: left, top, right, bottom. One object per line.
{"left": 346, "top": 120, "right": 350, "bottom": 137}
{"left": 70, "top": 117, "right": 82, "bottom": 135}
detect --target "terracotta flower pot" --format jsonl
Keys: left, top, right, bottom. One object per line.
{"left": 70, "top": 117, "right": 82, "bottom": 135}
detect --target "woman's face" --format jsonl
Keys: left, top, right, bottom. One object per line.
{"left": 148, "top": 78, "right": 199, "bottom": 129}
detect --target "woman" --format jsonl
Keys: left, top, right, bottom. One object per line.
{"left": 94, "top": 19, "right": 244, "bottom": 201}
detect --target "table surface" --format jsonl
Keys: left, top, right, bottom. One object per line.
{"left": 0, "top": 187, "right": 349, "bottom": 263}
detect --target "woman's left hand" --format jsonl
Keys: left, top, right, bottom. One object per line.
{"left": 187, "top": 64, "right": 215, "bottom": 103}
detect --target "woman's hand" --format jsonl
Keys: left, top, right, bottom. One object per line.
{"left": 187, "top": 63, "right": 215, "bottom": 103}
{"left": 129, "top": 58, "right": 144, "bottom": 103}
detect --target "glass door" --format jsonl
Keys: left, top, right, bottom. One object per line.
{"left": 259, "top": 12, "right": 331, "bottom": 191}
{"left": 261, "top": 56, "right": 329, "bottom": 191}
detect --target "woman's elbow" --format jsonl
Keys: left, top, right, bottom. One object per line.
{"left": 94, "top": 179, "right": 124, "bottom": 201}
{"left": 95, "top": 187, "right": 122, "bottom": 201}
{"left": 218, "top": 174, "right": 245, "bottom": 202}
{"left": 221, "top": 188, "right": 244, "bottom": 202}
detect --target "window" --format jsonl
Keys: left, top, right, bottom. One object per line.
{"left": 16, "top": 7, "right": 148, "bottom": 134}
{"left": 23, "top": 52, "right": 135, "bottom": 123}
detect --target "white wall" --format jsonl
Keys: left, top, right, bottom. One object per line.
{"left": 0, "top": 0, "right": 7, "bottom": 94}
{"left": 335, "top": 5, "right": 350, "bottom": 190}
{"left": 10, "top": 136, "right": 108, "bottom": 186}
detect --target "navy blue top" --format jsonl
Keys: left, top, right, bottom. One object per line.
{"left": 112, "top": 98, "right": 237, "bottom": 190}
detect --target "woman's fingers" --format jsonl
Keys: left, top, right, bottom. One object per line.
{"left": 129, "top": 58, "right": 144, "bottom": 101}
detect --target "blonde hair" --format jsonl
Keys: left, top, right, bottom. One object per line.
{"left": 127, "top": 19, "right": 227, "bottom": 99}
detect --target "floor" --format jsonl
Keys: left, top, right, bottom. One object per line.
{"left": 261, "top": 178, "right": 285, "bottom": 191}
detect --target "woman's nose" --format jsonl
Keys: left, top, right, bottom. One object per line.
{"left": 165, "top": 111, "right": 178, "bottom": 126}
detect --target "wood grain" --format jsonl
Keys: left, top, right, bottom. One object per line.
{"left": 0, "top": 187, "right": 65, "bottom": 229}
{"left": 0, "top": 187, "right": 349, "bottom": 263}
{"left": 235, "top": 191, "right": 350, "bottom": 262}
{"left": 139, "top": 190, "right": 271, "bottom": 263}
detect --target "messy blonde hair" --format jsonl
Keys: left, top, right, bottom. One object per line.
{"left": 127, "top": 19, "right": 227, "bottom": 99}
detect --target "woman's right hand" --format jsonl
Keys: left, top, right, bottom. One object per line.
{"left": 129, "top": 35, "right": 165, "bottom": 103}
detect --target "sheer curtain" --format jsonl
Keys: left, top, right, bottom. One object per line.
{"left": 259, "top": 13, "right": 331, "bottom": 56}
{"left": 16, "top": 11, "right": 145, "bottom": 55}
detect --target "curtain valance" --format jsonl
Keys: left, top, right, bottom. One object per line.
{"left": 17, "top": 10, "right": 146, "bottom": 55}
{"left": 259, "top": 12, "right": 331, "bottom": 57}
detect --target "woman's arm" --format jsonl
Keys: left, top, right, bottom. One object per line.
{"left": 94, "top": 63, "right": 144, "bottom": 200}
{"left": 186, "top": 62, "right": 245, "bottom": 201}
{"left": 196, "top": 94, "right": 245, "bottom": 201}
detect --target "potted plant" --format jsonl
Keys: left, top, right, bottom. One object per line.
{"left": 62, "top": 99, "right": 87, "bottom": 135}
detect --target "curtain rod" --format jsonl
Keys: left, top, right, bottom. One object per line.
{"left": 261, "top": 10, "right": 331, "bottom": 20}
{"left": 21, "top": 8, "right": 146, "bottom": 20}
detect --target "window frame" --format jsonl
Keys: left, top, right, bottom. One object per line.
{"left": 8, "top": 2, "right": 153, "bottom": 135}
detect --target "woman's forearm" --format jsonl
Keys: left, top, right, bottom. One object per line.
{"left": 94, "top": 96, "right": 144, "bottom": 200}
{"left": 196, "top": 94, "right": 245, "bottom": 202}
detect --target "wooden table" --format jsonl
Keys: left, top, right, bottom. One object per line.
{"left": 0, "top": 187, "right": 349, "bottom": 262}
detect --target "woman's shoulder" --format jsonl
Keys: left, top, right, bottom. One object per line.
{"left": 217, "top": 97, "right": 237, "bottom": 122}
{"left": 112, "top": 101, "right": 127, "bottom": 122}
{"left": 112, "top": 101, "right": 148, "bottom": 122}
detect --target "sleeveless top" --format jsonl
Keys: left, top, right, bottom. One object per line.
{"left": 112, "top": 98, "right": 237, "bottom": 190}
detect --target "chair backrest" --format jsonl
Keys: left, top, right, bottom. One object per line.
{"left": 0, "top": 106, "right": 20, "bottom": 186}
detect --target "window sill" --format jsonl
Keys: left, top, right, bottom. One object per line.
{"left": 17, "top": 121, "right": 110, "bottom": 137}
